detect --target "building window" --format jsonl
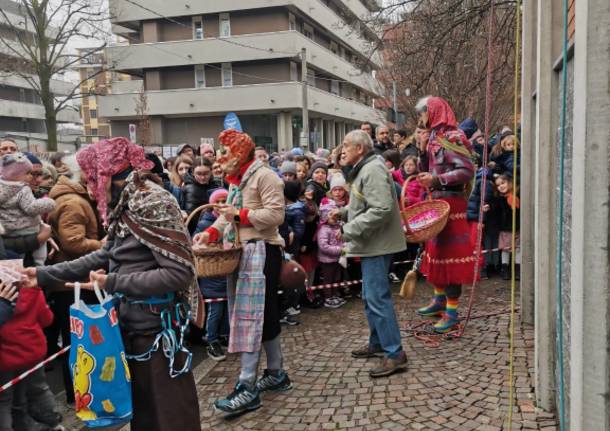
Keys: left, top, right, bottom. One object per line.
{"left": 219, "top": 13, "right": 231, "bottom": 37}
{"left": 91, "top": 128, "right": 98, "bottom": 136}
{"left": 330, "top": 80, "right": 339, "bottom": 95}
{"left": 290, "top": 62, "right": 298, "bottom": 81}
{"left": 192, "top": 17, "right": 203, "bottom": 40}
{"left": 221, "top": 63, "right": 232, "bottom": 87}
{"left": 307, "top": 70, "right": 315, "bottom": 87}
{"left": 303, "top": 23, "right": 314, "bottom": 40}
{"left": 90, "top": 109, "right": 97, "bottom": 118}
{"left": 330, "top": 41, "right": 338, "bottom": 55}
{"left": 195, "top": 64, "right": 206, "bottom": 88}
{"left": 288, "top": 13, "right": 296, "bottom": 31}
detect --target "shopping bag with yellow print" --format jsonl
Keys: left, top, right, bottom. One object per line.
{"left": 69, "top": 281, "right": 132, "bottom": 427}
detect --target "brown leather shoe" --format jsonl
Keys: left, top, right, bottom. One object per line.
{"left": 351, "top": 344, "right": 384, "bottom": 359}
{"left": 369, "top": 351, "right": 408, "bottom": 377}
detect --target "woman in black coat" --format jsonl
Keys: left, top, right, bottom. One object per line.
{"left": 181, "top": 157, "right": 221, "bottom": 214}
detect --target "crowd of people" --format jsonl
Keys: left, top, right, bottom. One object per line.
{"left": 0, "top": 95, "right": 520, "bottom": 430}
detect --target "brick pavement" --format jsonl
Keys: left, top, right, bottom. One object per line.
{"left": 197, "top": 279, "right": 557, "bottom": 431}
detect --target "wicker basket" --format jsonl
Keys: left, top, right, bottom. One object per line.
{"left": 400, "top": 176, "right": 451, "bottom": 243}
{"left": 187, "top": 204, "right": 242, "bottom": 278}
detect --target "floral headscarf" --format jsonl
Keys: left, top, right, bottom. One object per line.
{"left": 76, "top": 137, "right": 154, "bottom": 225}
{"left": 217, "top": 129, "right": 255, "bottom": 170}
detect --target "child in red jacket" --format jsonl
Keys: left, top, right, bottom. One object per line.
{"left": 0, "top": 282, "right": 62, "bottom": 430}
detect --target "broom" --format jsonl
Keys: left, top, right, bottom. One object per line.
{"left": 400, "top": 246, "right": 423, "bottom": 300}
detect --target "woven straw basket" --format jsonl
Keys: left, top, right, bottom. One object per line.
{"left": 187, "top": 204, "right": 242, "bottom": 278}
{"left": 400, "top": 176, "right": 450, "bottom": 243}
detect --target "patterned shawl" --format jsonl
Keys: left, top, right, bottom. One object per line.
{"left": 107, "top": 171, "right": 203, "bottom": 327}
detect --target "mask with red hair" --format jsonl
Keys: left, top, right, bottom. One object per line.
{"left": 217, "top": 129, "right": 255, "bottom": 173}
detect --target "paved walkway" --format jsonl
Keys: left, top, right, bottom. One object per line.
{"left": 198, "top": 278, "right": 557, "bottom": 431}
{"left": 59, "top": 278, "right": 557, "bottom": 430}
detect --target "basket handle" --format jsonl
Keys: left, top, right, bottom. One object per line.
{"left": 401, "top": 175, "right": 432, "bottom": 210}
{"left": 187, "top": 203, "right": 241, "bottom": 247}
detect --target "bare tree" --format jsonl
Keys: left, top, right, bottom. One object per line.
{"left": 371, "top": 0, "right": 518, "bottom": 131}
{"left": 0, "top": 0, "right": 110, "bottom": 151}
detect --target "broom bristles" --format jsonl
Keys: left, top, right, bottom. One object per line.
{"left": 399, "top": 270, "right": 418, "bottom": 300}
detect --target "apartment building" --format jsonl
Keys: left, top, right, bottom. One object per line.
{"left": 99, "top": 0, "right": 385, "bottom": 152}
{"left": 76, "top": 49, "right": 131, "bottom": 143}
{"left": 0, "top": 0, "right": 81, "bottom": 151}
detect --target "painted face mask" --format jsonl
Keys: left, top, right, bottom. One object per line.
{"left": 216, "top": 129, "right": 255, "bottom": 173}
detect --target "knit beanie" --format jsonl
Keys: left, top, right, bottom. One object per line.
{"left": 308, "top": 161, "right": 328, "bottom": 179}
{"left": 23, "top": 152, "right": 42, "bottom": 167}
{"left": 290, "top": 147, "right": 304, "bottom": 157}
{"left": 280, "top": 161, "right": 297, "bottom": 176}
{"left": 0, "top": 153, "right": 33, "bottom": 181}
{"left": 209, "top": 188, "right": 229, "bottom": 204}
{"left": 316, "top": 148, "right": 330, "bottom": 159}
{"left": 283, "top": 180, "right": 301, "bottom": 202}
{"left": 329, "top": 174, "right": 347, "bottom": 192}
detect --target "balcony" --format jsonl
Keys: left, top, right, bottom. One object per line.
{"left": 98, "top": 82, "right": 384, "bottom": 123}
{"left": 0, "top": 99, "right": 81, "bottom": 123}
{"left": 107, "top": 31, "right": 381, "bottom": 95}
{"left": 0, "top": 75, "right": 75, "bottom": 96}
{"left": 109, "top": 0, "right": 381, "bottom": 67}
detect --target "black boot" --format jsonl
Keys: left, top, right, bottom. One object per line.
{"left": 515, "top": 264, "right": 521, "bottom": 281}
{"left": 500, "top": 264, "right": 510, "bottom": 280}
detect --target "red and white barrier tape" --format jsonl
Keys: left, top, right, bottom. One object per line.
{"left": 0, "top": 345, "right": 70, "bottom": 394}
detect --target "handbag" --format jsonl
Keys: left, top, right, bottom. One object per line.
{"left": 69, "top": 281, "right": 133, "bottom": 428}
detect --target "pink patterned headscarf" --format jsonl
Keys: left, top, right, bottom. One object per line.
{"left": 76, "top": 137, "right": 154, "bottom": 225}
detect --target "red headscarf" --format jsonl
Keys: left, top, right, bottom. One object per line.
{"left": 76, "top": 137, "right": 154, "bottom": 225}
{"left": 427, "top": 97, "right": 458, "bottom": 130}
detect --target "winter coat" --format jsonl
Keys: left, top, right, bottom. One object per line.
{"left": 209, "top": 165, "right": 285, "bottom": 246}
{"left": 47, "top": 176, "right": 102, "bottom": 263}
{"left": 0, "top": 287, "right": 53, "bottom": 372}
{"left": 37, "top": 234, "right": 192, "bottom": 333}
{"left": 193, "top": 210, "right": 227, "bottom": 299}
{"left": 495, "top": 194, "right": 521, "bottom": 232}
{"left": 392, "top": 169, "right": 406, "bottom": 186}
{"left": 491, "top": 150, "right": 520, "bottom": 178}
{"left": 339, "top": 153, "right": 406, "bottom": 258}
{"left": 467, "top": 168, "right": 494, "bottom": 222}
{"left": 404, "top": 178, "right": 425, "bottom": 206}
{"left": 317, "top": 223, "right": 344, "bottom": 263}
{"left": 400, "top": 143, "right": 419, "bottom": 160}
{"left": 180, "top": 174, "right": 221, "bottom": 214}
{"left": 305, "top": 180, "right": 328, "bottom": 206}
{"left": 279, "top": 201, "right": 306, "bottom": 256}
{"left": 373, "top": 141, "right": 394, "bottom": 155}
{"left": 0, "top": 179, "right": 55, "bottom": 233}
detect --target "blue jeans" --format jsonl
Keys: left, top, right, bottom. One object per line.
{"left": 361, "top": 254, "right": 404, "bottom": 359}
{"left": 206, "top": 302, "right": 228, "bottom": 343}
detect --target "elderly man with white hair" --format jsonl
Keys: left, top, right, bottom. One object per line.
{"left": 331, "top": 129, "right": 407, "bottom": 377}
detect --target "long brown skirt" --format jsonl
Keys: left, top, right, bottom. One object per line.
{"left": 123, "top": 332, "right": 201, "bottom": 431}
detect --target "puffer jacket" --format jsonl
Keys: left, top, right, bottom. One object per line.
{"left": 467, "top": 168, "right": 494, "bottom": 222}
{"left": 0, "top": 287, "right": 53, "bottom": 371}
{"left": 180, "top": 173, "right": 221, "bottom": 214}
{"left": 0, "top": 179, "right": 55, "bottom": 233}
{"left": 194, "top": 210, "right": 226, "bottom": 299}
{"left": 47, "top": 176, "right": 102, "bottom": 263}
{"left": 317, "top": 223, "right": 343, "bottom": 263}
{"left": 491, "top": 150, "right": 520, "bottom": 178}
{"left": 279, "top": 201, "right": 306, "bottom": 256}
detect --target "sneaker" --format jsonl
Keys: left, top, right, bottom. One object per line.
{"left": 324, "top": 298, "right": 341, "bottom": 309}
{"left": 388, "top": 272, "right": 401, "bottom": 283}
{"left": 256, "top": 369, "right": 293, "bottom": 393}
{"left": 351, "top": 344, "right": 384, "bottom": 359}
{"left": 433, "top": 313, "right": 460, "bottom": 333}
{"left": 286, "top": 306, "right": 301, "bottom": 316}
{"left": 416, "top": 301, "right": 446, "bottom": 317}
{"left": 369, "top": 351, "right": 408, "bottom": 378}
{"left": 333, "top": 296, "right": 347, "bottom": 306}
{"left": 207, "top": 341, "right": 227, "bottom": 362}
{"left": 214, "top": 382, "right": 261, "bottom": 414}
{"left": 279, "top": 314, "right": 300, "bottom": 326}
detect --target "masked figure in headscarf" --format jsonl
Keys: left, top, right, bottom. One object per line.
{"left": 193, "top": 129, "right": 291, "bottom": 415}
{"left": 414, "top": 97, "right": 479, "bottom": 333}
{"left": 29, "top": 137, "right": 202, "bottom": 431}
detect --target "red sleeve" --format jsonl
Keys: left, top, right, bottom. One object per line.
{"left": 239, "top": 209, "right": 252, "bottom": 227}
{"left": 204, "top": 227, "right": 220, "bottom": 243}
{"left": 36, "top": 290, "right": 54, "bottom": 328}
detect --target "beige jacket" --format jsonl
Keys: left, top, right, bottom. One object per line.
{"left": 212, "top": 165, "right": 285, "bottom": 246}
